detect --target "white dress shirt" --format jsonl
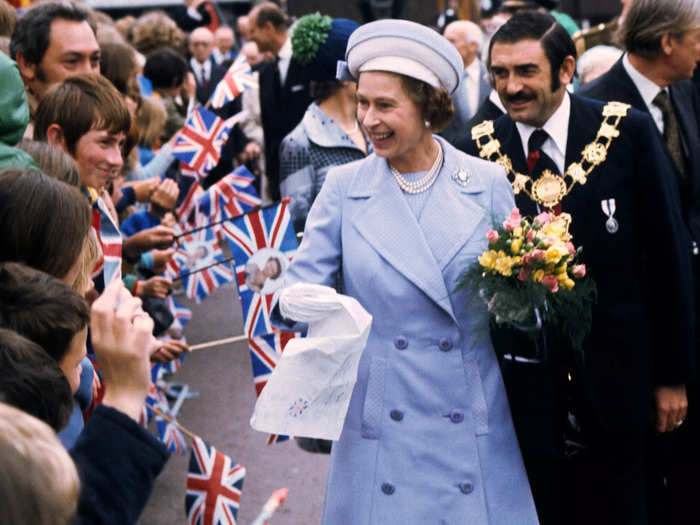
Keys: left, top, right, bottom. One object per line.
{"left": 622, "top": 53, "right": 665, "bottom": 134}
{"left": 515, "top": 92, "right": 571, "bottom": 175}
{"left": 277, "top": 36, "right": 292, "bottom": 86}
{"left": 190, "top": 57, "right": 211, "bottom": 85}
{"left": 464, "top": 58, "right": 482, "bottom": 117}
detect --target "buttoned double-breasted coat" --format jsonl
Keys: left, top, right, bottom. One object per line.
{"left": 279, "top": 137, "right": 538, "bottom": 524}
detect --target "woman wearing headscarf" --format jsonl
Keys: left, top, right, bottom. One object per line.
{"left": 279, "top": 15, "right": 369, "bottom": 233}
{"left": 276, "top": 20, "right": 537, "bottom": 524}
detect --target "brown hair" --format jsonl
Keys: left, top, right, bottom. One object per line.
{"left": 0, "top": 330, "right": 73, "bottom": 433}
{"left": 0, "top": 400, "right": 79, "bottom": 522}
{"left": 399, "top": 75, "right": 455, "bottom": 132}
{"left": 74, "top": 229, "right": 100, "bottom": 295}
{"left": 0, "top": 262, "right": 90, "bottom": 365}
{"left": 620, "top": 0, "right": 700, "bottom": 60}
{"left": 33, "top": 73, "right": 131, "bottom": 157}
{"left": 17, "top": 139, "right": 81, "bottom": 187}
{"left": 131, "top": 10, "right": 186, "bottom": 56}
{"left": 251, "top": 2, "right": 288, "bottom": 30}
{"left": 135, "top": 96, "right": 167, "bottom": 148}
{"left": 0, "top": 0, "right": 16, "bottom": 38}
{"left": 100, "top": 41, "right": 140, "bottom": 97}
{"left": 0, "top": 168, "right": 91, "bottom": 280}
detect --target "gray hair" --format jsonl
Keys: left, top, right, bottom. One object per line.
{"left": 577, "top": 45, "right": 623, "bottom": 85}
{"left": 620, "top": 0, "right": 700, "bottom": 59}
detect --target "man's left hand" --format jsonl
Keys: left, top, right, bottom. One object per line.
{"left": 654, "top": 384, "right": 688, "bottom": 433}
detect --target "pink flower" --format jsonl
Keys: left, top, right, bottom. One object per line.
{"left": 521, "top": 254, "right": 532, "bottom": 266}
{"left": 573, "top": 264, "right": 586, "bottom": 278}
{"left": 518, "top": 268, "right": 531, "bottom": 281}
{"left": 503, "top": 208, "right": 522, "bottom": 231}
{"left": 526, "top": 229, "right": 536, "bottom": 242}
{"left": 542, "top": 275, "right": 559, "bottom": 292}
{"left": 546, "top": 236, "right": 555, "bottom": 247}
{"left": 566, "top": 242, "right": 575, "bottom": 256}
{"left": 534, "top": 211, "right": 552, "bottom": 226}
{"left": 532, "top": 249, "right": 546, "bottom": 261}
{"left": 486, "top": 230, "right": 499, "bottom": 243}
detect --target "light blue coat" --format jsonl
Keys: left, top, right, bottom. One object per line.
{"left": 282, "top": 137, "right": 538, "bottom": 525}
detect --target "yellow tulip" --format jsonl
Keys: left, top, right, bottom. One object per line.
{"left": 511, "top": 238, "right": 522, "bottom": 255}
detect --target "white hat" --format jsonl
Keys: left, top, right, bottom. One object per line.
{"left": 337, "top": 19, "right": 463, "bottom": 94}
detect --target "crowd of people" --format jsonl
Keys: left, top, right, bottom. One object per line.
{"left": 0, "top": 0, "right": 698, "bottom": 523}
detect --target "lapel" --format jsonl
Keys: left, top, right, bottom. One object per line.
{"left": 348, "top": 144, "right": 477, "bottom": 323}
{"left": 670, "top": 83, "right": 700, "bottom": 183}
{"left": 608, "top": 59, "right": 648, "bottom": 112}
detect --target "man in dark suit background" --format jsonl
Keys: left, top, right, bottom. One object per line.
{"left": 580, "top": 1, "right": 700, "bottom": 522}
{"left": 441, "top": 20, "right": 492, "bottom": 144}
{"left": 459, "top": 12, "right": 694, "bottom": 525}
{"left": 248, "top": 2, "right": 312, "bottom": 201}
{"left": 188, "top": 26, "right": 227, "bottom": 105}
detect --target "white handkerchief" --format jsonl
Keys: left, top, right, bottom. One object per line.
{"left": 250, "top": 283, "right": 372, "bottom": 440}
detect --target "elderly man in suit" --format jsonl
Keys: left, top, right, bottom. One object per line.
{"left": 248, "top": 2, "right": 312, "bottom": 201}
{"left": 441, "top": 20, "right": 491, "bottom": 144}
{"left": 459, "top": 12, "right": 694, "bottom": 525}
{"left": 580, "top": 1, "right": 700, "bottom": 521}
{"left": 188, "top": 26, "right": 227, "bottom": 105}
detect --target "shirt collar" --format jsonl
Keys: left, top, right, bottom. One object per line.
{"left": 515, "top": 91, "right": 570, "bottom": 160}
{"left": 278, "top": 36, "right": 292, "bottom": 61}
{"left": 622, "top": 53, "right": 664, "bottom": 108}
{"left": 465, "top": 58, "right": 481, "bottom": 78}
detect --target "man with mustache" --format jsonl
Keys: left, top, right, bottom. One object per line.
{"left": 458, "top": 11, "right": 694, "bottom": 525}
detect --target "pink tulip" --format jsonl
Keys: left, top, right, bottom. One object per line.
{"left": 532, "top": 250, "right": 546, "bottom": 260}
{"left": 487, "top": 230, "right": 499, "bottom": 243}
{"left": 566, "top": 242, "right": 575, "bottom": 256}
{"left": 534, "top": 211, "right": 552, "bottom": 226}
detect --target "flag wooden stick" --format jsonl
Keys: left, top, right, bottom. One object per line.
{"left": 189, "top": 334, "right": 248, "bottom": 351}
{"left": 148, "top": 405, "right": 197, "bottom": 441}
{"left": 174, "top": 198, "right": 290, "bottom": 240}
{"left": 250, "top": 488, "right": 290, "bottom": 525}
{"left": 171, "top": 255, "right": 237, "bottom": 282}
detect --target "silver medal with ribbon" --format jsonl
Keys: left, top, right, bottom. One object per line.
{"left": 601, "top": 198, "right": 618, "bottom": 234}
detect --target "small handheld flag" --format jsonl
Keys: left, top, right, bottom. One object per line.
{"left": 210, "top": 54, "right": 258, "bottom": 109}
{"left": 173, "top": 105, "right": 234, "bottom": 175}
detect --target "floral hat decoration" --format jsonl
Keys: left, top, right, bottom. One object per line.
{"left": 291, "top": 13, "right": 359, "bottom": 83}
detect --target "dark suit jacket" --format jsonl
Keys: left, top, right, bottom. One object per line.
{"left": 259, "top": 56, "right": 312, "bottom": 201}
{"left": 190, "top": 57, "right": 227, "bottom": 106}
{"left": 440, "top": 62, "right": 491, "bottom": 145}
{"left": 454, "top": 95, "right": 505, "bottom": 149}
{"left": 460, "top": 94, "right": 695, "bottom": 434}
{"left": 580, "top": 58, "right": 700, "bottom": 245}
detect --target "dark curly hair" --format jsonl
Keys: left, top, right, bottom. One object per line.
{"left": 399, "top": 76, "right": 454, "bottom": 133}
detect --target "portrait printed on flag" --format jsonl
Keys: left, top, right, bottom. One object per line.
{"left": 243, "top": 247, "right": 288, "bottom": 295}
{"left": 184, "top": 240, "right": 217, "bottom": 271}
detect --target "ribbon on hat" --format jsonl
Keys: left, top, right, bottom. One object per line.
{"left": 336, "top": 60, "right": 355, "bottom": 82}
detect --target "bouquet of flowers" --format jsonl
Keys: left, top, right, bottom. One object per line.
{"left": 456, "top": 208, "right": 596, "bottom": 351}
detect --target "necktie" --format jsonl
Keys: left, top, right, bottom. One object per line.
{"left": 527, "top": 129, "right": 563, "bottom": 213}
{"left": 652, "top": 90, "right": 686, "bottom": 179}
{"left": 200, "top": 64, "right": 209, "bottom": 91}
{"left": 272, "top": 55, "right": 282, "bottom": 102}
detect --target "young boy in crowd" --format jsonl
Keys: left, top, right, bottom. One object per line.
{"left": 0, "top": 262, "right": 91, "bottom": 448}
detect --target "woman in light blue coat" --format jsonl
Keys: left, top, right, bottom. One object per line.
{"left": 278, "top": 20, "right": 538, "bottom": 525}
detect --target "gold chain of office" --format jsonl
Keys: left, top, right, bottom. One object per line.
{"left": 470, "top": 101, "right": 631, "bottom": 209}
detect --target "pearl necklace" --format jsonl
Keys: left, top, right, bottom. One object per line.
{"left": 389, "top": 142, "right": 444, "bottom": 194}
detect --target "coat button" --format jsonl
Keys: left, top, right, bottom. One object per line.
{"left": 394, "top": 336, "right": 408, "bottom": 350}
{"left": 439, "top": 338, "right": 453, "bottom": 351}
{"left": 390, "top": 409, "right": 404, "bottom": 421}
{"left": 459, "top": 481, "right": 474, "bottom": 495}
{"left": 381, "top": 482, "right": 395, "bottom": 495}
{"left": 450, "top": 410, "right": 464, "bottom": 423}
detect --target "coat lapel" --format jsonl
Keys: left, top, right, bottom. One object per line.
{"left": 348, "top": 152, "right": 458, "bottom": 322}
{"left": 418, "top": 138, "right": 487, "bottom": 270}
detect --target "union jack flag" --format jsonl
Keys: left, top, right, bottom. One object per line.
{"left": 157, "top": 417, "right": 188, "bottom": 455}
{"left": 165, "top": 295, "right": 193, "bottom": 331}
{"left": 222, "top": 198, "right": 298, "bottom": 338}
{"left": 166, "top": 227, "right": 234, "bottom": 303}
{"left": 248, "top": 332, "right": 299, "bottom": 444}
{"left": 177, "top": 167, "right": 204, "bottom": 226}
{"left": 186, "top": 436, "right": 246, "bottom": 525}
{"left": 210, "top": 54, "right": 258, "bottom": 109}
{"left": 173, "top": 105, "right": 233, "bottom": 175}
{"left": 196, "top": 171, "right": 261, "bottom": 239}
{"left": 85, "top": 188, "right": 122, "bottom": 294}
{"left": 139, "top": 382, "right": 169, "bottom": 427}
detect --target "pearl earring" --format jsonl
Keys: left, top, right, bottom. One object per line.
{"left": 424, "top": 120, "right": 431, "bottom": 128}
